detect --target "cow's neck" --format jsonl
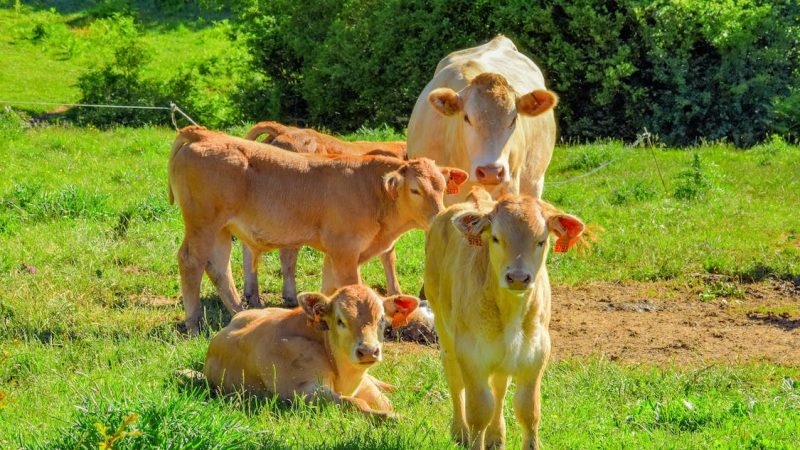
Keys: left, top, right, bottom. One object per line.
{"left": 323, "top": 332, "right": 369, "bottom": 396}
{"left": 483, "top": 265, "right": 544, "bottom": 335}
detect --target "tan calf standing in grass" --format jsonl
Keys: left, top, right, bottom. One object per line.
{"left": 168, "top": 125, "right": 466, "bottom": 334}
{"left": 204, "top": 284, "right": 419, "bottom": 420}
{"left": 242, "top": 121, "right": 408, "bottom": 306}
{"left": 424, "top": 188, "right": 584, "bottom": 450}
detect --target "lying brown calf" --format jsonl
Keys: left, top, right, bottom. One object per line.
{"left": 242, "top": 121, "right": 408, "bottom": 306}
{"left": 168, "top": 125, "right": 466, "bottom": 334}
{"left": 204, "top": 284, "right": 419, "bottom": 419}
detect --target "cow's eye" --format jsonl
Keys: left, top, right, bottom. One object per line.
{"left": 492, "top": 235, "right": 499, "bottom": 244}
{"left": 508, "top": 116, "right": 517, "bottom": 129}
{"left": 464, "top": 114, "right": 471, "bottom": 126}
{"left": 337, "top": 318, "right": 345, "bottom": 328}
{"left": 537, "top": 240, "right": 546, "bottom": 247}
{"left": 410, "top": 188, "right": 421, "bottom": 195}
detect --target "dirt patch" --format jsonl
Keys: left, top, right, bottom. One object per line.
{"left": 549, "top": 279, "right": 800, "bottom": 366}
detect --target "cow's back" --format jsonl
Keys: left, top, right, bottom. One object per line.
{"left": 423, "top": 203, "right": 489, "bottom": 336}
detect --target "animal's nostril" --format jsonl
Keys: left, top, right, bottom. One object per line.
{"left": 357, "top": 345, "right": 380, "bottom": 360}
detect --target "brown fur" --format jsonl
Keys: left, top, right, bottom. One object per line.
{"left": 240, "top": 121, "right": 408, "bottom": 307}
{"left": 204, "top": 285, "right": 419, "bottom": 420}
{"left": 168, "top": 126, "right": 466, "bottom": 334}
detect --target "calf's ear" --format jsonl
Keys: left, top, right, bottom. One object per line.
{"left": 383, "top": 171, "right": 404, "bottom": 199}
{"left": 452, "top": 210, "right": 491, "bottom": 246}
{"left": 441, "top": 167, "right": 469, "bottom": 194}
{"left": 429, "top": 88, "right": 462, "bottom": 116}
{"left": 383, "top": 295, "right": 420, "bottom": 328}
{"left": 547, "top": 214, "right": 584, "bottom": 253}
{"left": 518, "top": 89, "right": 558, "bottom": 117}
{"left": 298, "top": 292, "right": 332, "bottom": 330}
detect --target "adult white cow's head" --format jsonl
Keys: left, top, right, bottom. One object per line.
{"left": 428, "top": 73, "right": 558, "bottom": 188}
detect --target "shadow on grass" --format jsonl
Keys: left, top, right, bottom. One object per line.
{"left": 745, "top": 312, "right": 800, "bottom": 332}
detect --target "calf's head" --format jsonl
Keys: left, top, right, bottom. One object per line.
{"left": 299, "top": 285, "right": 420, "bottom": 366}
{"left": 428, "top": 73, "right": 558, "bottom": 187}
{"left": 452, "top": 193, "right": 584, "bottom": 292}
{"left": 383, "top": 158, "right": 467, "bottom": 229}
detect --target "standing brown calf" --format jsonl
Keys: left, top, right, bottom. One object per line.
{"left": 168, "top": 126, "right": 466, "bottom": 334}
{"left": 242, "top": 121, "right": 407, "bottom": 306}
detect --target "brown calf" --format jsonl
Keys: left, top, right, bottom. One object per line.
{"left": 204, "top": 284, "right": 419, "bottom": 419}
{"left": 168, "top": 125, "right": 466, "bottom": 334}
{"left": 242, "top": 121, "right": 407, "bottom": 306}
{"left": 424, "top": 188, "right": 584, "bottom": 450}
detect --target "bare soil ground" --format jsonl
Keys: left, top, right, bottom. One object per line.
{"left": 548, "top": 279, "right": 800, "bottom": 366}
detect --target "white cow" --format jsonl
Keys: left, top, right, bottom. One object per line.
{"left": 407, "top": 35, "right": 558, "bottom": 202}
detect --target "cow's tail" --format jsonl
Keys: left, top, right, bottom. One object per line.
{"left": 168, "top": 125, "right": 208, "bottom": 204}
{"left": 244, "top": 121, "right": 287, "bottom": 142}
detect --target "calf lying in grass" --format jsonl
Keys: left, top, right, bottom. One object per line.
{"left": 203, "top": 284, "right": 419, "bottom": 420}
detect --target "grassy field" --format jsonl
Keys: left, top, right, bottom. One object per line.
{"left": 1, "top": 3, "right": 799, "bottom": 449}
{"left": 1, "top": 115, "right": 798, "bottom": 449}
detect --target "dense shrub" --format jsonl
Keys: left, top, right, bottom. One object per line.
{"left": 234, "top": 0, "right": 799, "bottom": 146}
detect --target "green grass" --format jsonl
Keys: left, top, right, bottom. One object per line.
{"left": 0, "top": 114, "right": 798, "bottom": 448}
{"left": 0, "top": 3, "right": 239, "bottom": 114}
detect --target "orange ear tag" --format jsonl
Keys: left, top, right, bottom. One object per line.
{"left": 467, "top": 234, "right": 483, "bottom": 247}
{"left": 446, "top": 179, "right": 460, "bottom": 194}
{"left": 554, "top": 235, "right": 580, "bottom": 253}
{"left": 392, "top": 314, "right": 410, "bottom": 328}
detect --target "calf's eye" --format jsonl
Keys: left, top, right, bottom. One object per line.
{"left": 537, "top": 240, "right": 546, "bottom": 247}
{"left": 337, "top": 318, "right": 345, "bottom": 328}
{"left": 464, "top": 115, "right": 471, "bottom": 126}
{"left": 410, "top": 188, "right": 421, "bottom": 195}
{"left": 492, "top": 235, "right": 499, "bottom": 244}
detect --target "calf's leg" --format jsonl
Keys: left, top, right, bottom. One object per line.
{"left": 462, "top": 364, "right": 493, "bottom": 450}
{"left": 513, "top": 368, "right": 546, "bottom": 450}
{"left": 279, "top": 247, "right": 299, "bottom": 306}
{"left": 486, "top": 375, "right": 509, "bottom": 449}
{"left": 204, "top": 230, "right": 243, "bottom": 316}
{"left": 379, "top": 246, "right": 402, "bottom": 295}
{"left": 241, "top": 244, "right": 262, "bottom": 308}
{"left": 177, "top": 226, "right": 220, "bottom": 335}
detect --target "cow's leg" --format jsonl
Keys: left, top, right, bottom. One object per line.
{"left": 461, "top": 363, "right": 493, "bottom": 450}
{"left": 241, "top": 244, "right": 262, "bottom": 308}
{"left": 321, "top": 253, "right": 361, "bottom": 294}
{"left": 205, "top": 230, "right": 243, "bottom": 316}
{"left": 513, "top": 365, "right": 547, "bottom": 450}
{"left": 486, "top": 375, "right": 509, "bottom": 449}
{"left": 379, "top": 246, "right": 402, "bottom": 295}
{"left": 442, "top": 348, "right": 468, "bottom": 446}
{"left": 177, "top": 228, "right": 217, "bottom": 335}
{"left": 279, "top": 247, "right": 299, "bottom": 306}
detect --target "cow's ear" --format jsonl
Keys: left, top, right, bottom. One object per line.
{"left": 452, "top": 210, "right": 491, "bottom": 246}
{"left": 547, "top": 213, "right": 584, "bottom": 253}
{"left": 518, "top": 89, "right": 558, "bottom": 117}
{"left": 429, "top": 88, "right": 462, "bottom": 116}
{"left": 383, "top": 295, "right": 420, "bottom": 328}
{"left": 298, "top": 292, "right": 332, "bottom": 330}
{"left": 441, "top": 167, "right": 469, "bottom": 194}
{"left": 383, "top": 171, "right": 404, "bottom": 199}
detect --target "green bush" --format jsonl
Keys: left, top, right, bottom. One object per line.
{"left": 234, "top": 0, "right": 799, "bottom": 146}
